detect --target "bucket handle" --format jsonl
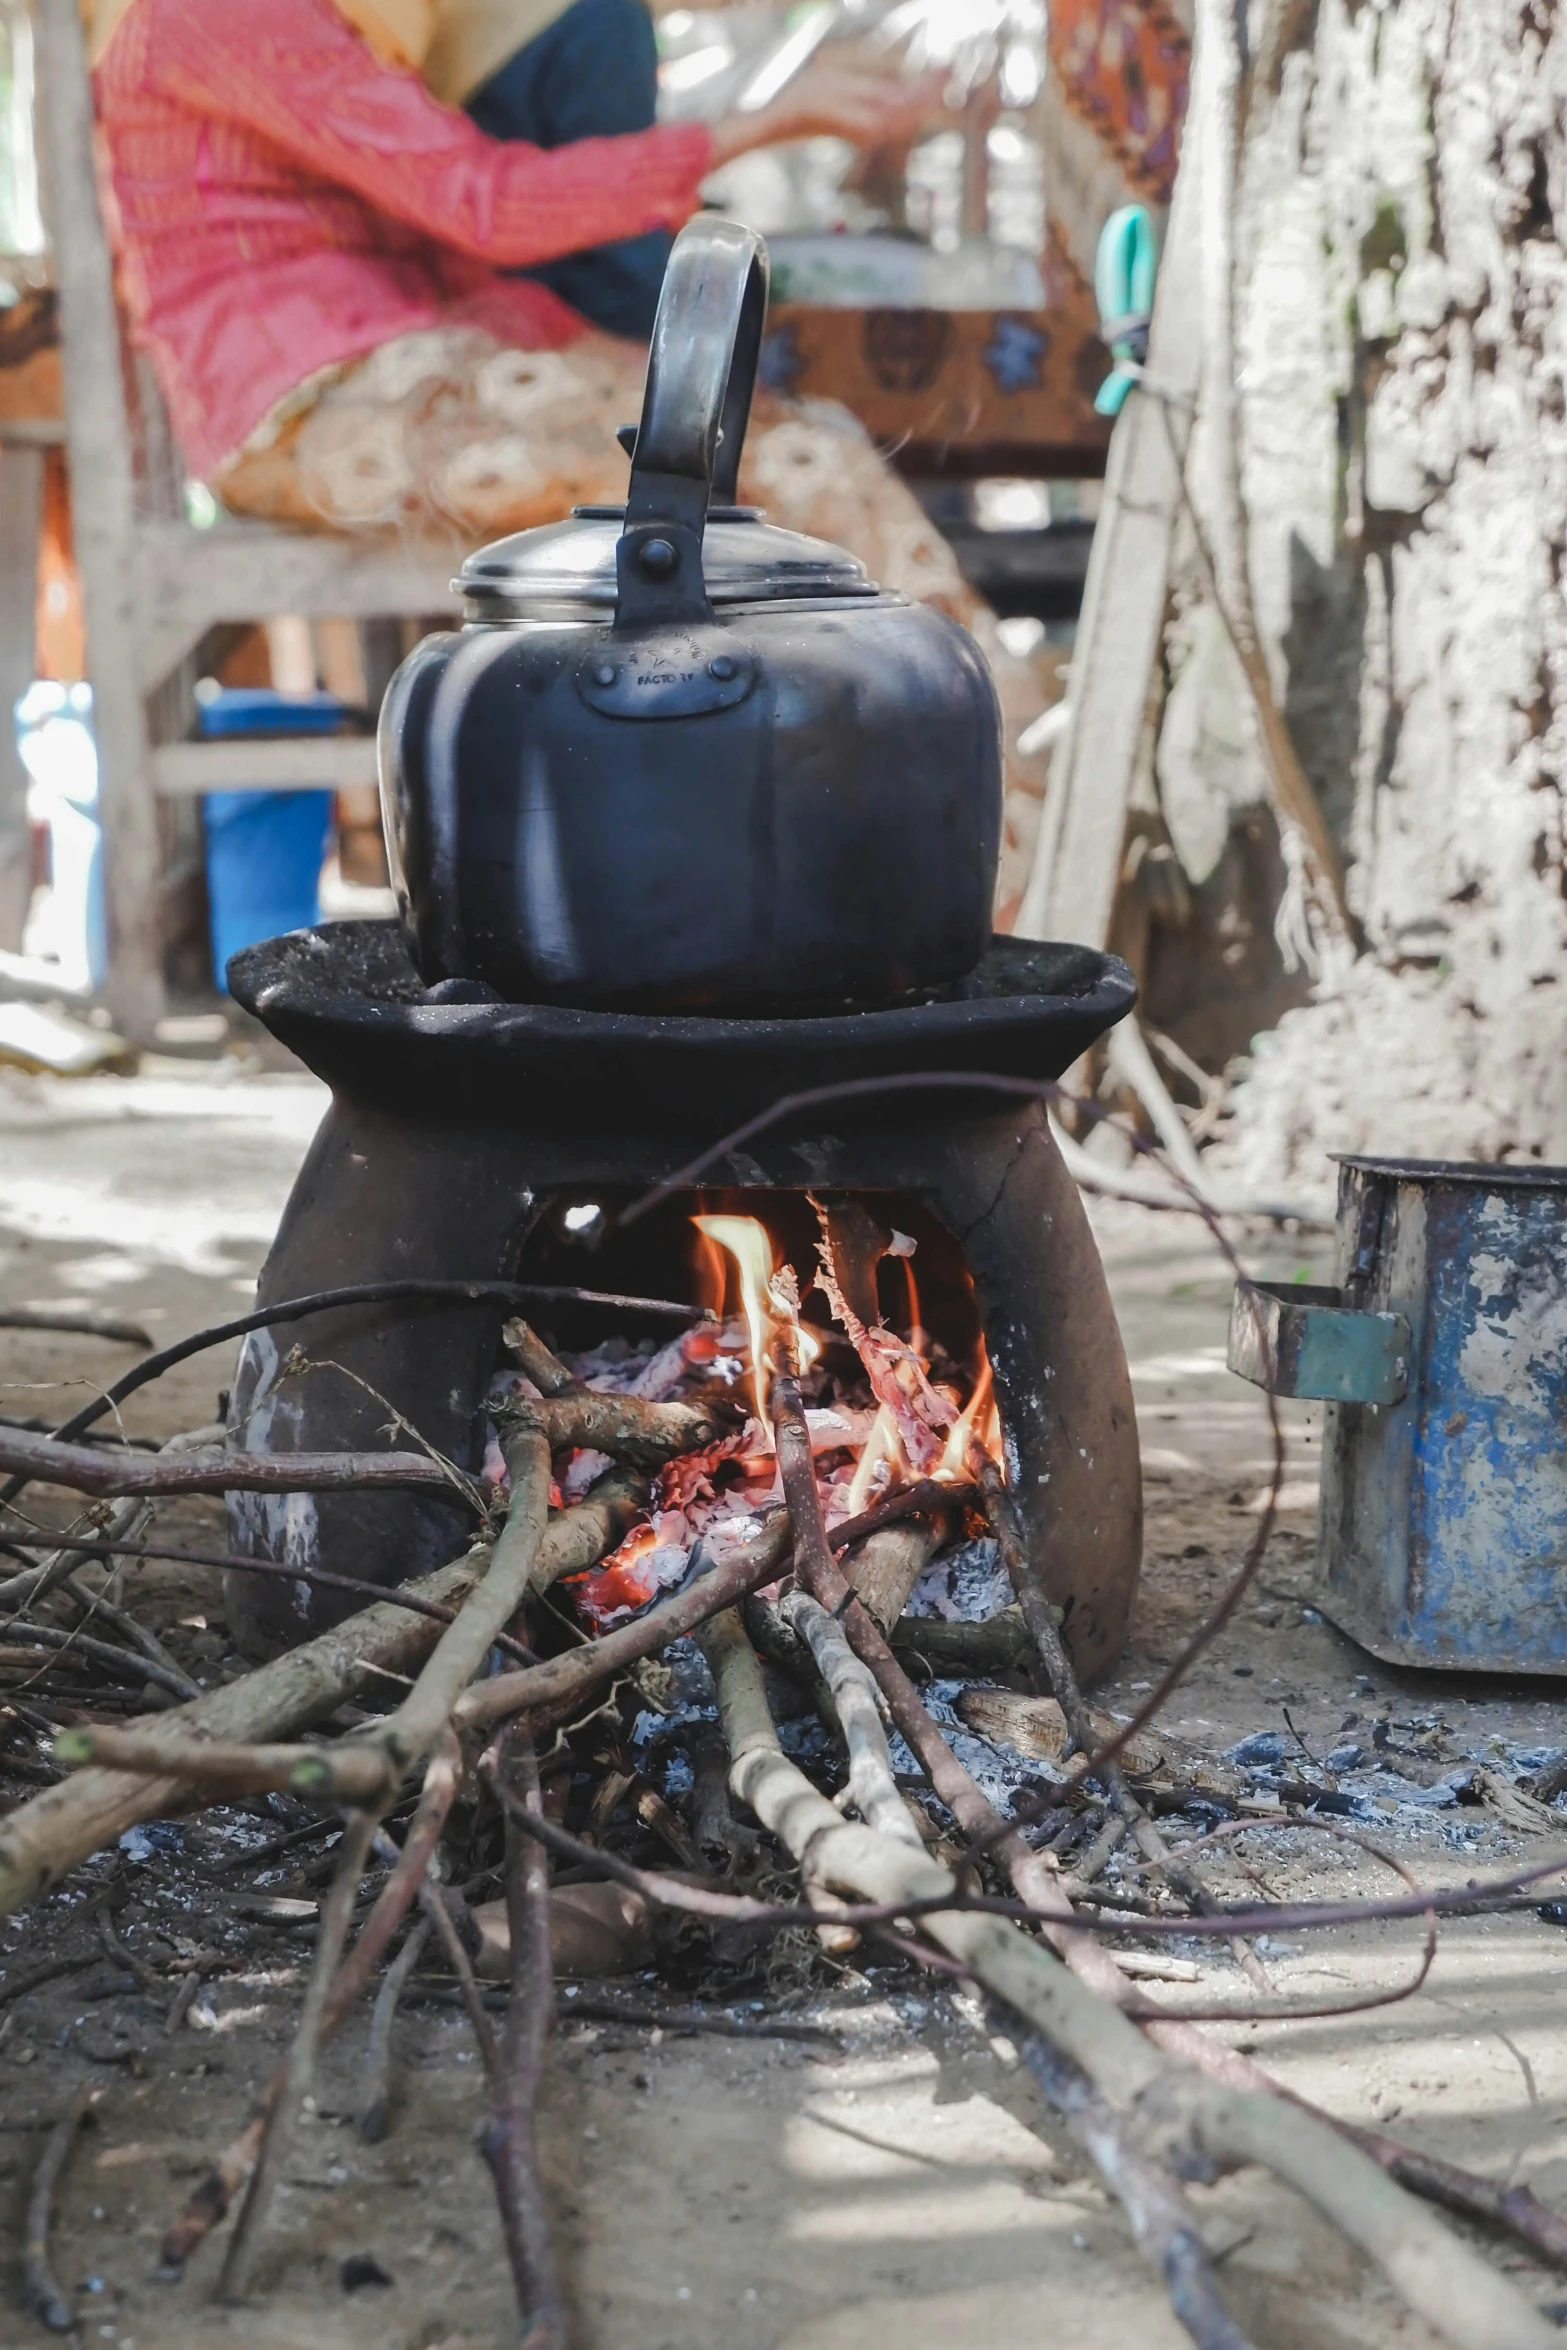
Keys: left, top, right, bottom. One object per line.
{"left": 1228, "top": 1281, "right": 1410, "bottom": 1406}
{"left": 614, "top": 216, "right": 770, "bottom": 630}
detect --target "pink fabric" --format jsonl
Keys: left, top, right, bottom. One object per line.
{"left": 93, "top": 0, "right": 713, "bottom": 475}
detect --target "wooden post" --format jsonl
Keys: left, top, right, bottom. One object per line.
{"left": 33, "top": 0, "right": 165, "bottom": 1034}
{"left": 0, "top": 440, "right": 45, "bottom": 950}
{"left": 1014, "top": 17, "right": 1209, "bottom": 950}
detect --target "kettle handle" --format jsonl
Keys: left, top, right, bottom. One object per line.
{"left": 615, "top": 216, "right": 769, "bottom": 628}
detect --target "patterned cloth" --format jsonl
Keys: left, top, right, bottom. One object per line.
{"left": 93, "top": 0, "right": 712, "bottom": 475}
{"left": 1050, "top": 0, "right": 1188, "bottom": 200}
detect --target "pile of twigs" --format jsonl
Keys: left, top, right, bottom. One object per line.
{"left": 1, "top": 1106, "right": 1566, "bottom": 2347}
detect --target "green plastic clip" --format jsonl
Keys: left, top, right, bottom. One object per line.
{"left": 1094, "top": 205, "right": 1157, "bottom": 417}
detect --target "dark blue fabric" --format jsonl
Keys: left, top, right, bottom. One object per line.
{"left": 466, "top": 0, "right": 671, "bottom": 341}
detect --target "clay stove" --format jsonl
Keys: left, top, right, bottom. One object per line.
{"left": 223, "top": 920, "right": 1143, "bottom": 1683}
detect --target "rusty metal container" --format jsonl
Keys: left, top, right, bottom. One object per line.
{"left": 1230, "top": 1156, "right": 1567, "bottom": 1673}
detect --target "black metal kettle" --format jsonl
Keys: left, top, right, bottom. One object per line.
{"left": 379, "top": 216, "right": 1003, "bottom": 1013}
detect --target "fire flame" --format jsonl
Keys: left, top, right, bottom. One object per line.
{"left": 571, "top": 1207, "right": 1005, "bottom": 1630}
{"left": 845, "top": 1401, "right": 898, "bottom": 1515}
{"left": 692, "top": 1213, "right": 820, "bottom": 1424}
{"left": 692, "top": 1213, "right": 778, "bottom": 1422}
{"left": 935, "top": 1357, "right": 996, "bottom": 1482}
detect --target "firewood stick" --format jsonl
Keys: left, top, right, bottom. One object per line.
{"left": 22, "top": 2080, "right": 97, "bottom": 2331}
{"left": 0, "top": 1395, "right": 736, "bottom": 1505}
{"left": 451, "top": 1509, "right": 791, "bottom": 1735}
{"left": 1, "top": 1277, "right": 707, "bottom": 1515}
{"left": 294, "top": 1423, "right": 551, "bottom": 1804}
{"left": 218, "top": 1805, "right": 381, "bottom": 2303}
{"left": 415, "top": 1872, "right": 499, "bottom": 2079}
{"left": 478, "top": 1729, "right": 566, "bottom": 2350}
{"left": 505, "top": 1392, "right": 741, "bottom": 1466}
{"left": 359, "top": 1915, "right": 431, "bottom": 2143}
{"left": 766, "top": 1330, "right": 1139, "bottom": 2006}
{"left": 698, "top": 1608, "right": 1555, "bottom": 2350}
{"left": 52, "top": 1726, "right": 363, "bottom": 1797}
{"left": 888, "top": 1606, "right": 1034, "bottom": 1677}
{"left": 502, "top": 1320, "right": 578, "bottom": 1396}
{"left": 778, "top": 1590, "right": 922, "bottom": 1849}
{"left": 0, "top": 1431, "right": 471, "bottom": 1500}
{"left": 825, "top": 1477, "right": 976, "bottom": 1554}
{"left": 3, "top": 1475, "right": 643, "bottom": 1920}
{"left": 837, "top": 1514, "right": 949, "bottom": 1632}
{"left": 160, "top": 1733, "right": 461, "bottom": 2275}
{"left": 766, "top": 1363, "right": 1567, "bottom": 2272}
{"left": 52, "top": 1506, "right": 793, "bottom": 1803}
{"left": 1014, "top": 2027, "right": 1255, "bottom": 2350}
{"left": 1, "top": 1531, "right": 535, "bottom": 1656}
{"left": 1, "top": 1618, "right": 199, "bottom": 1706}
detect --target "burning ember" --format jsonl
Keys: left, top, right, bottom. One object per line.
{"left": 492, "top": 1204, "right": 1003, "bottom": 1628}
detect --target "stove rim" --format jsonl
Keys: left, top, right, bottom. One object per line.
{"left": 229, "top": 920, "right": 1137, "bottom": 1055}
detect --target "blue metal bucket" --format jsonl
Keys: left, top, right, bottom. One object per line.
{"left": 1229, "top": 1156, "right": 1567, "bottom": 1673}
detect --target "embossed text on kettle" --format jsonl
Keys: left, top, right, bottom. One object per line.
{"left": 575, "top": 632, "right": 756, "bottom": 719}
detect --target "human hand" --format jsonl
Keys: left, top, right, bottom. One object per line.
{"left": 707, "top": 61, "right": 945, "bottom": 170}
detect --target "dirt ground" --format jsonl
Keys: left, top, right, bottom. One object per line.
{"left": 3, "top": 1056, "right": 1567, "bottom": 2348}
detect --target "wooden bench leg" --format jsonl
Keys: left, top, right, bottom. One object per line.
{"left": 0, "top": 443, "right": 44, "bottom": 952}
{"left": 35, "top": 0, "right": 166, "bottom": 1035}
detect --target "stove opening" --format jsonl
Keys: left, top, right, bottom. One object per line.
{"left": 500, "top": 1188, "right": 1002, "bottom": 1629}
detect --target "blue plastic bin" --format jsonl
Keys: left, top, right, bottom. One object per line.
{"left": 197, "top": 688, "right": 351, "bottom": 739}
{"left": 205, "top": 788, "right": 333, "bottom": 993}
{"left": 198, "top": 688, "right": 351, "bottom": 992}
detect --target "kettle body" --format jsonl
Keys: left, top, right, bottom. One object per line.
{"left": 379, "top": 219, "right": 1003, "bottom": 1013}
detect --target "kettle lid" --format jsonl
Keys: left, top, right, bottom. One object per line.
{"left": 458, "top": 504, "right": 881, "bottom": 619}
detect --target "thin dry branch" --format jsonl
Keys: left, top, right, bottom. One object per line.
{"left": 23, "top": 2080, "right": 96, "bottom": 2332}
{"left": 1016, "top": 2028, "right": 1255, "bottom": 2350}
{"left": 160, "top": 1734, "right": 462, "bottom": 2274}
{"left": 360, "top": 1916, "right": 431, "bottom": 2143}
{"left": 416, "top": 1872, "right": 499, "bottom": 2077}
{"left": 297, "top": 1422, "right": 552, "bottom": 1803}
{"left": 779, "top": 1588, "right": 921, "bottom": 1849}
{"left": 218, "top": 1807, "right": 381, "bottom": 2302}
{"left": 0, "top": 1430, "right": 473, "bottom": 1501}
{"left": 980, "top": 1461, "right": 1270, "bottom": 1992}
{"left": 1, "top": 1617, "right": 199, "bottom": 1705}
{"left": 502, "top": 1322, "right": 578, "bottom": 1397}
{"left": 478, "top": 1730, "right": 566, "bottom": 2349}
{"left": 0, "top": 1306, "right": 151, "bottom": 1344}
{"left": 3, "top": 1475, "right": 641, "bottom": 1918}
{"left": 0, "top": 1276, "right": 706, "bottom": 1513}
{"left": 1, "top": 1530, "right": 534, "bottom": 1654}
{"left": 0, "top": 1393, "right": 734, "bottom": 1506}
{"left": 698, "top": 1608, "right": 1555, "bottom": 2350}
{"left": 51, "top": 1508, "right": 794, "bottom": 1803}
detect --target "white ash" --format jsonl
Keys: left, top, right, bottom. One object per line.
{"left": 566, "top": 1334, "right": 660, "bottom": 1385}
{"left": 1221, "top": 1718, "right": 1567, "bottom": 1846}
{"left": 906, "top": 1536, "right": 1011, "bottom": 1624}
{"left": 886, "top": 1677, "right": 1044, "bottom": 1813}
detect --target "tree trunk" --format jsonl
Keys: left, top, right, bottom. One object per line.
{"left": 1150, "top": 0, "right": 1567, "bottom": 1186}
